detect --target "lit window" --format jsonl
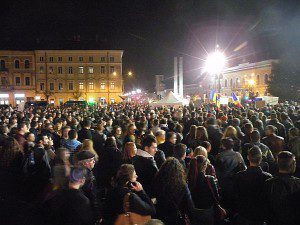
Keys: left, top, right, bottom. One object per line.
{"left": 89, "top": 82, "right": 94, "bottom": 90}
{"left": 89, "top": 56, "right": 93, "bottom": 62}
{"left": 25, "top": 60, "right": 30, "bottom": 69}
{"left": 79, "top": 56, "right": 83, "bottom": 62}
{"left": 15, "top": 60, "right": 20, "bottom": 69}
{"left": 25, "top": 77, "right": 30, "bottom": 86}
{"left": 100, "top": 57, "right": 105, "bottom": 62}
{"left": 110, "top": 98, "right": 115, "bottom": 103}
{"left": 110, "top": 57, "right": 114, "bottom": 62}
{"left": 68, "top": 67, "right": 73, "bottom": 74}
{"left": 79, "top": 82, "right": 84, "bottom": 90}
{"left": 100, "top": 82, "right": 105, "bottom": 90}
{"left": 110, "top": 82, "right": 115, "bottom": 90}
{"left": 40, "top": 66, "right": 44, "bottom": 73}
{"left": 58, "top": 83, "right": 63, "bottom": 90}
{"left": 50, "top": 83, "right": 54, "bottom": 91}
{"left": 69, "top": 82, "right": 74, "bottom": 90}
{"left": 100, "top": 66, "right": 105, "bottom": 74}
{"left": 110, "top": 66, "right": 115, "bottom": 73}
{"left": 79, "top": 66, "right": 84, "bottom": 74}
{"left": 58, "top": 67, "right": 63, "bottom": 74}
{"left": 40, "top": 83, "right": 45, "bottom": 91}
{"left": 88, "top": 66, "right": 94, "bottom": 74}
{"left": 15, "top": 77, "right": 21, "bottom": 86}
{"left": 49, "top": 57, "right": 54, "bottom": 62}
{"left": 58, "top": 57, "right": 62, "bottom": 62}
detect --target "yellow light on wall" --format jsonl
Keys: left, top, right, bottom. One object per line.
{"left": 112, "top": 72, "right": 117, "bottom": 76}
{"left": 248, "top": 79, "right": 255, "bottom": 86}
{"left": 89, "top": 97, "right": 95, "bottom": 103}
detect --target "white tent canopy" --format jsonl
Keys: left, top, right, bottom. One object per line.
{"left": 150, "top": 91, "right": 185, "bottom": 107}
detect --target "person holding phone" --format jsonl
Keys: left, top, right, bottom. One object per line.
{"left": 103, "top": 164, "right": 155, "bottom": 225}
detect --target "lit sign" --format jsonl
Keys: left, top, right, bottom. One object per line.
{"left": 0, "top": 94, "right": 9, "bottom": 98}
{"left": 14, "top": 94, "right": 25, "bottom": 98}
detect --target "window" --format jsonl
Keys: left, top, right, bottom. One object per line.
{"left": 79, "top": 82, "right": 84, "bottom": 90}
{"left": 25, "top": 60, "right": 30, "bottom": 69}
{"left": 68, "top": 57, "right": 72, "bottom": 61}
{"left": 264, "top": 74, "right": 269, "bottom": 84}
{"left": 58, "top": 57, "right": 62, "bottom": 62}
{"left": 58, "top": 66, "right": 63, "bottom": 74}
{"left": 0, "top": 60, "right": 5, "bottom": 69}
{"left": 69, "top": 82, "right": 74, "bottom": 90}
{"left": 257, "top": 75, "right": 260, "bottom": 85}
{"left": 89, "top": 82, "right": 94, "bottom": 90}
{"left": 88, "top": 66, "right": 94, "bottom": 74}
{"left": 40, "top": 83, "right": 45, "bottom": 91}
{"left": 49, "top": 66, "right": 54, "bottom": 73}
{"left": 68, "top": 67, "right": 73, "bottom": 74}
{"left": 49, "top": 57, "right": 54, "bottom": 62}
{"left": 89, "top": 56, "right": 93, "bottom": 62}
{"left": 100, "top": 57, "right": 105, "bottom": 62}
{"left": 230, "top": 79, "right": 233, "bottom": 87}
{"left": 236, "top": 78, "right": 239, "bottom": 87}
{"left": 50, "top": 82, "right": 54, "bottom": 91}
{"left": 110, "top": 82, "right": 115, "bottom": 90}
{"left": 79, "top": 66, "right": 84, "bottom": 74}
{"left": 15, "top": 60, "right": 20, "bottom": 69}
{"left": 79, "top": 56, "right": 83, "bottom": 62}
{"left": 25, "top": 77, "right": 30, "bottom": 86}
{"left": 100, "top": 82, "right": 105, "bottom": 90}
{"left": 110, "top": 57, "right": 114, "bottom": 62}
{"left": 110, "top": 66, "right": 115, "bottom": 73}
{"left": 15, "top": 77, "right": 21, "bottom": 86}
{"left": 110, "top": 98, "right": 115, "bottom": 104}
{"left": 40, "top": 57, "right": 44, "bottom": 62}
{"left": 58, "top": 83, "right": 63, "bottom": 90}
{"left": 40, "top": 66, "right": 44, "bottom": 73}
{"left": 224, "top": 79, "right": 227, "bottom": 87}
{"left": 100, "top": 66, "right": 105, "bottom": 74}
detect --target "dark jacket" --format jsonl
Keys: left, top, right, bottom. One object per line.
{"left": 267, "top": 119, "right": 286, "bottom": 139}
{"left": 234, "top": 166, "right": 272, "bottom": 222}
{"left": 104, "top": 186, "right": 156, "bottom": 225}
{"left": 265, "top": 173, "right": 300, "bottom": 225}
{"left": 206, "top": 125, "right": 223, "bottom": 155}
{"left": 41, "top": 189, "right": 93, "bottom": 225}
{"left": 92, "top": 130, "right": 107, "bottom": 155}
{"left": 242, "top": 141, "right": 274, "bottom": 165}
{"left": 154, "top": 149, "right": 166, "bottom": 169}
{"left": 158, "top": 141, "right": 175, "bottom": 158}
{"left": 133, "top": 150, "right": 158, "bottom": 196}
{"left": 262, "top": 134, "right": 285, "bottom": 160}
{"left": 78, "top": 128, "right": 93, "bottom": 142}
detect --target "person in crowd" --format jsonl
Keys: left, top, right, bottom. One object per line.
{"left": 133, "top": 135, "right": 158, "bottom": 196}
{"left": 104, "top": 164, "right": 156, "bottom": 225}
{"left": 155, "top": 129, "right": 166, "bottom": 145}
{"left": 0, "top": 125, "right": 9, "bottom": 147}
{"left": 241, "top": 123, "right": 253, "bottom": 146}
{"left": 185, "top": 125, "right": 197, "bottom": 148}
{"left": 175, "top": 123, "right": 184, "bottom": 144}
{"left": 190, "top": 126, "right": 209, "bottom": 150}
{"left": 112, "top": 125, "right": 123, "bottom": 150}
{"left": 157, "top": 132, "right": 176, "bottom": 158}
{"left": 52, "top": 147, "right": 70, "bottom": 190}
{"left": 92, "top": 119, "right": 107, "bottom": 156}
{"left": 188, "top": 155, "right": 219, "bottom": 225}
{"left": 206, "top": 118, "right": 223, "bottom": 155}
{"left": 173, "top": 143, "right": 187, "bottom": 170}
{"left": 44, "top": 123, "right": 61, "bottom": 150}
{"left": 29, "top": 121, "right": 39, "bottom": 138}
{"left": 281, "top": 112, "right": 293, "bottom": 137}
{"left": 151, "top": 118, "right": 161, "bottom": 134}
{"left": 80, "top": 139, "right": 99, "bottom": 162}
{"left": 123, "top": 123, "right": 136, "bottom": 145}
{"left": 159, "top": 118, "right": 170, "bottom": 133}
{"left": 222, "top": 126, "right": 241, "bottom": 152}
{"left": 265, "top": 151, "right": 300, "bottom": 225}
{"left": 78, "top": 119, "right": 93, "bottom": 142}
{"left": 105, "top": 117, "right": 114, "bottom": 136}
{"left": 62, "top": 129, "right": 82, "bottom": 164}
{"left": 153, "top": 157, "right": 195, "bottom": 225}
{"left": 262, "top": 125, "right": 285, "bottom": 160}
{"left": 288, "top": 127, "right": 300, "bottom": 177}
{"left": 14, "top": 122, "right": 29, "bottom": 152}
{"left": 232, "top": 118, "right": 245, "bottom": 139}
{"left": 234, "top": 146, "right": 272, "bottom": 225}
{"left": 193, "top": 146, "right": 216, "bottom": 177}
{"left": 0, "top": 137, "right": 23, "bottom": 172}
{"left": 267, "top": 112, "right": 286, "bottom": 139}
{"left": 41, "top": 166, "right": 93, "bottom": 225}
{"left": 122, "top": 141, "right": 137, "bottom": 164}
{"left": 60, "top": 125, "right": 71, "bottom": 147}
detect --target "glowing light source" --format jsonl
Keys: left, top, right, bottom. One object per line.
{"left": 128, "top": 71, "right": 133, "bottom": 76}
{"left": 35, "top": 96, "right": 41, "bottom": 100}
{"left": 204, "top": 50, "right": 226, "bottom": 74}
{"left": 112, "top": 72, "right": 117, "bottom": 76}
{"left": 248, "top": 79, "right": 255, "bottom": 86}
{"left": 89, "top": 97, "right": 95, "bottom": 103}
{"left": 136, "top": 89, "right": 141, "bottom": 93}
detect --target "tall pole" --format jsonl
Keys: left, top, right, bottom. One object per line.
{"left": 174, "top": 57, "right": 178, "bottom": 95}
{"left": 179, "top": 57, "right": 183, "bottom": 98}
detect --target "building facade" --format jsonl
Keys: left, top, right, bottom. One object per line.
{"left": 0, "top": 50, "right": 123, "bottom": 106}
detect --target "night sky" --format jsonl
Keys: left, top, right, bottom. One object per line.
{"left": 1, "top": 0, "right": 300, "bottom": 91}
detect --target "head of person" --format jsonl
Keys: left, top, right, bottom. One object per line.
{"left": 277, "top": 151, "right": 296, "bottom": 174}
{"left": 221, "top": 137, "right": 234, "bottom": 151}
{"left": 68, "top": 129, "right": 78, "bottom": 140}
{"left": 46, "top": 123, "right": 55, "bottom": 133}
{"left": 250, "top": 130, "right": 261, "bottom": 142}
{"left": 188, "top": 155, "right": 208, "bottom": 188}
{"left": 152, "top": 118, "right": 159, "bottom": 127}
{"left": 30, "top": 121, "right": 38, "bottom": 129}
{"left": 123, "top": 142, "right": 137, "bottom": 161}
{"left": 82, "top": 119, "right": 91, "bottom": 129}
{"left": 36, "top": 134, "right": 50, "bottom": 146}
{"left": 69, "top": 166, "right": 86, "bottom": 189}
{"left": 206, "top": 117, "right": 216, "bottom": 126}
{"left": 196, "top": 126, "right": 209, "bottom": 141}
{"left": 55, "top": 147, "right": 70, "bottom": 164}
{"left": 247, "top": 146, "right": 262, "bottom": 166}
{"left": 175, "top": 124, "right": 183, "bottom": 134}
{"left": 288, "top": 127, "right": 299, "bottom": 139}
{"left": 166, "top": 132, "right": 177, "bottom": 144}
{"left": 26, "top": 132, "right": 35, "bottom": 142}
{"left": 0, "top": 125, "right": 9, "bottom": 135}
{"left": 232, "top": 118, "right": 240, "bottom": 127}
{"left": 265, "top": 125, "right": 277, "bottom": 136}
{"left": 193, "top": 146, "right": 208, "bottom": 158}
{"left": 155, "top": 130, "right": 166, "bottom": 144}
{"left": 174, "top": 143, "right": 187, "bottom": 161}
{"left": 127, "top": 123, "right": 136, "bottom": 135}
{"left": 113, "top": 126, "right": 122, "bottom": 136}
{"left": 17, "top": 122, "right": 29, "bottom": 134}
{"left": 244, "top": 123, "right": 254, "bottom": 135}
{"left": 188, "top": 125, "right": 197, "bottom": 138}
{"left": 201, "top": 141, "right": 212, "bottom": 153}
{"left": 154, "top": 157, "right": 186, "bottom": 196}
{"left": 115, "top": 164, "right": 138, "bottom": 187}
{"left": 76, "top": 150, "right": 96, "bottom": 170}
{"left": 62, "top": 126, "right": 71, "bottom": 139}
{"left": 223, "top": 126, "right": 237, "bottom": 139}
{"left": 141, "top": 135, "right": 157, "bottom": 156}
{"left": 105, "top": 137, "right": 117, "bottom": 149}
{"left": 0, "top": 137, "right": 21, "bottom": 167}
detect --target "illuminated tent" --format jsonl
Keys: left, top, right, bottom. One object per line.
{"left": 150, "top": 91, "right": 186, "bottom": 107}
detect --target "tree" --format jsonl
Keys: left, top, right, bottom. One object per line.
{"left": 42, "top": 90, "right": 54, "bottom": 102}
{"left": 268, "top": 60, "right": 300, "bottom": 102}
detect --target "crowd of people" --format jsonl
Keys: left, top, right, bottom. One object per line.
{"left": 0, "top": 102, "right": 300, "bottom": 225}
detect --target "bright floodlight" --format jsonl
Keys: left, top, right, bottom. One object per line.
{"left": 131, "top": 91, "right": 136, "bottom": 95}
{"left": 248, "top": 79, "right": 255, "bottom": 86}
{"left": 204, "top": 50, "right": 226, "bottom": 74}
{"left": 136, "top": 89, "right": 141, "bottom": 93}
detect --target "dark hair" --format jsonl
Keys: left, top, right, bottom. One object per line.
{"left": 68, "top": 129, "right": 78, "bottom": 140}
{"left": 115, "top": 164, "right": 135, "bottom": 187}
{"left": 82, "top": 119, "right": 91, "bottom": 128}
{"left": 221, "top": 137, "right": 234, "bottom": 150}
{"left": 278, "top": 151, "right": 296, "bottom": 173}
{"left": 201, "top": 141, "right": 211, "bottom": 149}
{"left": 0, "top": 137, "right": 21, "bottom": 168}
{"left": 248, "top": 146, "right": 262, "bottom": 165}
{"left": 30, "top": 121, "right": 38, "bottom": 128}
{"left": 141, "top": 135, "right": 157, "bottom": 150}
{"left": 266, "top": 125, "right": 277, "bottom": 134}
{"left": 174, "top": 143, "right": 187, "bottom": 159}
{"left": 69, "top": 166, "right": 86, "bottom": 183}
{"left": 289, "top": 127, "right": 299, "bottom": 137}
{"left": 154, "top": 157, "right": 186, "bottom": 198}
{"left": 188, "top": 155, "right": 207, "bottom": 188}
{"left": 250, "top": 130, "right": 261, "bottom": 142}
{"left": 196, "top": 126, "right": 209, "bottom": 141}
{"left": 105, "top": 137, "right": 117, "bottom": 148}
{"left": 165, "top": 132, "right": 176, "bottom": 141}
{"left": 17, "top": 122, "right": 27, "bottom": 131}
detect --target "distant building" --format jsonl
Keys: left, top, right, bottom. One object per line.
{"left": 155, "top": 75, "right": 165, "bottom": 94}
{"left": 0, "top": 50, "right": 124, "bottom": 106}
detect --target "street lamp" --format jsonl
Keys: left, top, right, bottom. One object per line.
{"left": 128, "top": 71, "right": 133, "bottom": 76}
{"left": 204, "top": 49, "right": 226, "bottom": 94}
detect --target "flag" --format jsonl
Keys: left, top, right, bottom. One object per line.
{"left": 232, "top": 92, "right": 242, "bottom": 107}
{"left": 213, "top": 93, "right": 217, "bottom": 103}
{"left": 216, "top": 95, "right": 221, "bottom": 108}
{"left": 209, "top": 90, "right": 215, "bottom": 101}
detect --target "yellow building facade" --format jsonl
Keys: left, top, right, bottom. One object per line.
{"left": 217, "top": 59, "right": 279, "bottom": 96}
{"left": 0, "top": 50, "right": 124, "bottom": 106}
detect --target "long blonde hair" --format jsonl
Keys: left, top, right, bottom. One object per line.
{"left": 80, "top": 139, "right": 99, "bottom": 161}
{"left": 222, "top": 126, "right": 238, "bottom": 139}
